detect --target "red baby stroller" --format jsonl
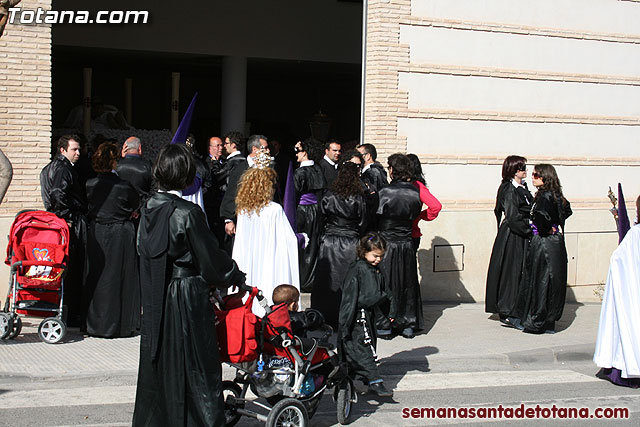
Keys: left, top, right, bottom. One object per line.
{"left": 215, "top": 284, "right": 356, "bottom": 427}
{"left": 0, "top": 210, "right": 69, "bottom": 343}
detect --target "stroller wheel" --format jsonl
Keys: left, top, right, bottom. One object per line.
{"left": 0, "top": 313, "right": 13, "bottom": 339}
{"left": 8, "top": 316, "right": 22, "bottom": 339}
{"left": 38, "top": 317, "right": 66, "bottom": 344}
{"left": 222, "top": 380, "right": 243, "bottom": 427}
{"left": 266, "top": 398, "right": 308, "bottom": 427}
{"left": 336, "top": 379, "right": 354, "bottom": 425}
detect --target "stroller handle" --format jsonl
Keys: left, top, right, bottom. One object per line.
{"left": 237, "top": 282, "right": 266, "bottom": 302}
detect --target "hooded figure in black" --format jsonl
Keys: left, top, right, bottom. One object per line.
{"left": 293, "top": 137, "right": 327, "bottom": 292}
{"left": 375, "top": 154, "right": 422, "bottom": 338}
{"left": 519, "top": 164, "right": 572, "bottom": 334}
{"left": 485, "top": 155, "right": 533, "bottom": 323}
{"left": 84, "top": 142, "right": 140, "bottom": 338}
{"left": 133, "top": 144, "right": 245, "bottom": 427}
{"left": 339, "top": 233, "right": 393, "bottom": 397}
{"left": 312, "top": 162, "right": 367, "bottom": 328}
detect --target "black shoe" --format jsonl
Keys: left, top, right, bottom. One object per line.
{"left": 401, "top": 327, "right": 415, "bottom": 339}
{"left": 368, "top": 382, "right": 393, "bottom": 398}
{"left": 500, "top": 317, "right": 523, "bottom": 330}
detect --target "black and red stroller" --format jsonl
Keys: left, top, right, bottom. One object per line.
{"left": 0, "top": 210, "right": 69, "bottom": 343}
{"left": 215, "top": 284, "right": 356, "bottom": 427}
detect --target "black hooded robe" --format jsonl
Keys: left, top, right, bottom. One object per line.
{"left": 376, "top": 181, "right": 422, "bottom": 331}
{"left": 338, "top": 259, "right": 390, "bottom": 383}
{"left": 311, "top": 190, "right": 367, "bottom": 328}
{"left": 294, "top": 163, "right": 326, "bottom": 292}
{"left": 133, "top": 192, "right": 244, "bottom": 427}
{"left": 485, "top": 181, "right": 533, "bottom": 317}
{"left": 519, "top": 191, "right": 572, "bottom": 332}
{"left": 84, "top": 172, "right": 140, "bottom": 338}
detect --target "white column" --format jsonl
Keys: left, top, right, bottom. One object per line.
{"left": 221, "top": 56, "right": 247, "bottom": 136}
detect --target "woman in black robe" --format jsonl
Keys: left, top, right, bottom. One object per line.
{"left": 293, "top": 137, "right": 326, "bottom": 292}
{"left": 519, "top": 164, "right": 572, "bottom": 334}
{"left": 376, "top": 154, "right": 422, "bottom": 339}
{"left": 133, "top": 144, "right": 245, "bottom": 427}
{"left": 485, "top": 155, "right": 533, "bottom": 325}
{"left": 83, "top": 142, "right": 140, "bottom": 338}
{"left": 312, "top": 162, "right": 367, "bottom": 328}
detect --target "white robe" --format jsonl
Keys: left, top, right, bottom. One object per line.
{"left": 594, "top": 225, "right": 640, "bottom": 378}
{"left": 232, "top": 201, "right": 299, "bottom": 316}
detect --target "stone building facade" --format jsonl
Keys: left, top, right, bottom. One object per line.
{"left": 1, "top": 0, "right": 639, "bottom": 302}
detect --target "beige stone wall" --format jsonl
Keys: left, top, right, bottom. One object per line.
{"left": 362, "top": 0, "right": 639, "bottom": 302}
{"left": 0, "top": 0, "right": 51, "bottom": 301}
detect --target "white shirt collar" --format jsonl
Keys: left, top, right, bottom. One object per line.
{"left": 323, "top": 155, "right": 336, "bottom": 167}
{"left": 159, "top": 189, "right": 182, "bottom": 197}
{"left": 362, "top": 163, "right": 372, "bottom": 173}
{"left": 300, "top": 160, "right": 314, "bottom": 167}
{"left": 227, "top": 151, "right": 241, "bottom": 159}
{"left": 247, "top": 155, "right": 256, "bottom": 168}
{"left": 511, "top": 178, "right": 524, "bottom": 189}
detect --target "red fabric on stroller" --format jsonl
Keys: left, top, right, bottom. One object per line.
{"left": 4, "top": 210, "right": 69, "bottom": 316}
{"left": 215, "top": 287, "right": 260, "bottom": 363}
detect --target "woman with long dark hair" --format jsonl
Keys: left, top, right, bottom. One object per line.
{"left": 84, "top": 142, "right": 139, "bottom": 338}
{"left": 407, "top": 154, "right": 442, "bottom": 253}
{"left": 485, "top": 155, "right": 533, "bottom": 325}
{"left": 376, "top": 153, "right": 422, "bottom": 339}
{"left": 293, "top": 137, "right": 327, "bottom": 292}
{"left": 519, "top": 164, "right": 572, "bottom": 333}
{"left": 133, "top": 144, "right": 245, "bottom": 427}
{"left": 311, "top": 161, "right": 367, "bottom": 327}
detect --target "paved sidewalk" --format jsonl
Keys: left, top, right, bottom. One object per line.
{"left": 0, "top": 302, "right": 602, "bottom": 379}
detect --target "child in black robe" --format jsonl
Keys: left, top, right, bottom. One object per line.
{"left": 338, "top": 232, "right": 393, "bottom": 398}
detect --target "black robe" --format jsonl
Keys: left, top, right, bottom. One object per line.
{"left": 219, "top": 154, "right": 248, "bottom": 254}
{"left": 319, "top": 157, "right": 338, "bottom": 188}
{"left": 485, "top": 181, "right": 533, "bottom": 316}
{"left": 519, "top": 191, "right": 572, "bottom": 332}
{"left": 204, "top": 156, "right": 226, "bottom": 247}
{"left": 376, "top": 181, "right": 422, "bottom": 331}
{"left": 311, "top": 190, "right": 367, "bottom": 327}
{"left": 133, "top": 192, "right": 244, "bottom": 427}
{"left": 84, "top": 172, "right": 140, "bottom": 338}
{"left": 294, "top": 163, "right": 327, "bottom": 292}
{"left": 339, "top": 259, "right": 390, "bottom": 383}
{"left": 116, "top": 154, "right": 153, "bottom": 209}
{"left": 361, "top": 163, "right": 388, "bottom": 192}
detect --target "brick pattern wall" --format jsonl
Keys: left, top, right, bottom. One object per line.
{"left": 0, "top": 0, "right": 51, "bottom": 216}
{"left": 362, "top": 0, "right": 411, "bottom": 163}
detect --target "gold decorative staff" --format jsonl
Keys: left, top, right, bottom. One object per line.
{"left": 608, "top": 186, "right": 619, "bottom": 227}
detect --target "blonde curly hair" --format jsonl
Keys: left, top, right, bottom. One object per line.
{"left": 235, "top": 167, "right": 277, "bottom": 215}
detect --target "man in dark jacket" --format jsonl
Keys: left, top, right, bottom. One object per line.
{"left": 116, "top": 136, "right": 152, "bottom": 209}
{"left": 40, "top": 134, "right": 88, "bottom": 326}
{"left": 358, "top": 143, "right": 388, "bottom": 192}
{"left": 319, "top": 139, "right": 341, "bottom": 187}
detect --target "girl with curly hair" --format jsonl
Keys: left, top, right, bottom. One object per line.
{"left": 232, "top": 156, "right": 300, "bottom": 316}
{"left": 311, "top": 161, "right": 367, "bottom": 327}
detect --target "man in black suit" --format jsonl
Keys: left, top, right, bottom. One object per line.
{"left": 220, "top": 133, "right": 269, "bottom": 253}
{"left": 116, "top": 136, "right": 153, "bottom": 209}
{"left": 319, "top": 139, "right": 341, "bottom": 188}
{"left": 357, "top": 143, "right": 388, "bottom": 192}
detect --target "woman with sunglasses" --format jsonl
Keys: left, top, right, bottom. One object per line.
{"left": 519, "top": 164, "right": 572, "bottom": 334}
{"left": 485, "top": 155, "right": 533, "bottom": 326}
{"left": 293, "top": 137, "right": 327, "bottom": 292}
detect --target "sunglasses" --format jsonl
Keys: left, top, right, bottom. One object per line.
{"left": 294, "top": 147, "right": 303, "bottom": 153}
{"left": 532, "top": 172, "right": 540, "bottom": 179}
